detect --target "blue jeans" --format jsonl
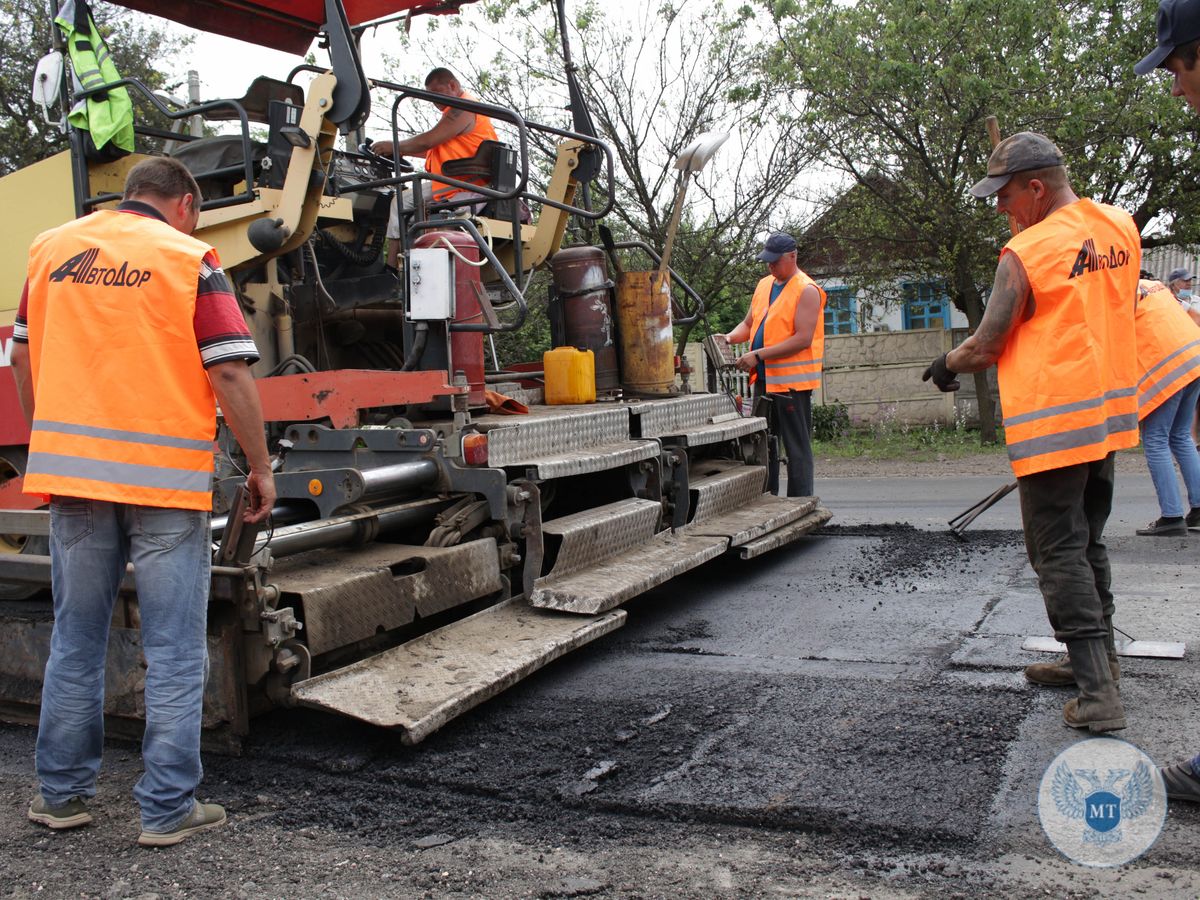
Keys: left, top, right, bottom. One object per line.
{"left": 1141, "top": 378, "right": 1200, "bottom": 518}
{"left": 35, "top": 498, "right": 211, "bottom": 832}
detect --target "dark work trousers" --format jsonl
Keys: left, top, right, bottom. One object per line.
{"left": 753, "top": 384, "right": 814, "bottom": 497}
{"left": 1016, "top": 453, "right": 1115, "bottom": 644}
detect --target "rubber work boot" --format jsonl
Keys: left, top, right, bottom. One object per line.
{"left": 1025, "top": 617, "right": 1121, "bottom": 686}
{"left": 138, "top": 802, "right": 226, "bottom": 848}
{"left": 28, "top": 795, "right": 92, "bottom": 830}
{"left": 1062, "top": 638, "right": 1126, "bottom": 733}
{"left": 1161, "top": 761, "right": 1200, "bottom": 802}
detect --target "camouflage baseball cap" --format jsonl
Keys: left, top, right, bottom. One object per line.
{"left": 969, "top": 132, "right": 1065, "bottom": 199}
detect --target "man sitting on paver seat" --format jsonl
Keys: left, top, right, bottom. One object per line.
{"left": 923, "top": 132, "right": 1139, "bottom": 735}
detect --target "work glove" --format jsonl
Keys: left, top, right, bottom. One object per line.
{"left": 922, "top": 352, "right": 960, "bottom": 392}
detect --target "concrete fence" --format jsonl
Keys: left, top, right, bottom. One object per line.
{"left": 686, "top": 327, "right": 999, "bottom": 427}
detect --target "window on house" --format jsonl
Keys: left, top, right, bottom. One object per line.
{"left": 901, "top": 280, "right": 952, "bottom": 330}
{"left": 824, "top": 287, "right": 856, "bottom": 335}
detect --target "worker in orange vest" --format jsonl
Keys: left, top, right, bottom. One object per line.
{"left": 923, "top": 132, "right": 1139, "bottom": 734}
{"left": 10, "top": 157, "right": 275, "bottom": 845}
{"left": 375, "top": 67, "right": 498, "bottom": 267}
{"left": 725, "top": 232, "right": 826, "bottom": 497}
{"left": 1136, "top": 0, "right": 1200, "bottom": 801}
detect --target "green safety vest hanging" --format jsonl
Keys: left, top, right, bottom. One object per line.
{"left": 55, "top": 0, "right": 134, "bottom": 161}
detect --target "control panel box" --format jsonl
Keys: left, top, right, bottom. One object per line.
{"left": 407, "top": 247, "right": 455, "bottom": 320}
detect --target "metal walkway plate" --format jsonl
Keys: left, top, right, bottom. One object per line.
{"left": 735, "top": 507, "right": 832, "bottom": 559}
{"left": 542, "top": 498, "right": 662, "bottom": 578}
{"left": 291, "top": 599, "right": 626, "bottom": 744}
{"left": 1022, "top": 635, "right": 1186, "bottom": 659}
{"left": 689, "top": 465, "right": 768, "bottom": 523}
{"left": 531, "top": 531, "right": 729, "bottom": 614}
{"left": 685, "top": 495, "right": 819, "bottom": 547}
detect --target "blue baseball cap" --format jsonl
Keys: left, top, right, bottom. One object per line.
{"left": 1168, "top": 267, "right": 1195, "bottom": 281}
{"left": 1135, "top": 0, "right": 1200, "bottom": 74}
{"left": 756, "top": 232, "right": 797, "bottom": 262}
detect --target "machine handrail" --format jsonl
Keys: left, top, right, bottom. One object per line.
{"left": 73, "top": 77, "right": 257, "bottom": 212}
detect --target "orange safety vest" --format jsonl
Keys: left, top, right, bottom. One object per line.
{"left": 748, "top": 270, "right": 826, "bottom": 392}
{"left": 997, "top": 198, "right": 1141, "bottom": 478}
{"left": 1134, "top": 280, "right": 1200, "bottom": 420}
{"left": 425, "top": 93, "right": 498, "bottom": 200}
{"left": 23, "top": 209, "right": 218, "bottom": 510}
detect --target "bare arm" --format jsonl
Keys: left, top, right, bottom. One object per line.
{"left": 946, "top": 252, "right": 1031, "bottom": 374}
{"left": 11, "top": 342, "right": 33, "bottom": 427}
{"left": 375, "top": 108, "right": 475, "bottom": 158}
{"left": 208, "top": 360, "right": 275, "bottom": 523}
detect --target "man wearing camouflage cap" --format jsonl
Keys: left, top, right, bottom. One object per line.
{"left": 923, "top": 132, "right": 1141, "bottom": 734}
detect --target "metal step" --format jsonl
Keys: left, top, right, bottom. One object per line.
{"left": 734, "top": 507, "right": 832, "bottom": 559}
{"left": 530, "top": 530, "right": 729, "bottom": 614}
{"left": 684, "top": 495, "right": 820, "bottom": 547}
{"left": 291, "top": 599, "right": 625, "bottom": 744}
{"left": 688, "top": 464, "right": 768, "bottom": 523}
{"left": 541, "top": 498, "right": 662, "bottom": 579}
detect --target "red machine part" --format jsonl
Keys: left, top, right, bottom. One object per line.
{"left": 256, "top": 370, "right": 466, "bottom": 428}
{"left": 0, "top": 325, "right": 31, "bottom": 447}
{"left": 413, "top": 231, "right": 486, "bottom": 408}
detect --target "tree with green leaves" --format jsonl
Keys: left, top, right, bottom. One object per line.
{"left": 0, "top": 0, "right": 187, "bottom": 176}
{"left": 767, "top": 0, "right": 1200, "bottom": 442}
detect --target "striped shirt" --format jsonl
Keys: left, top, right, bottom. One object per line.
{"left": 14, "top": 201, "right": 259, "bottom": 369}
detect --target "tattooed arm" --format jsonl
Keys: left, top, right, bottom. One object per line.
{"left": 946, "top": 252, "right": 1031, "bottom": 374}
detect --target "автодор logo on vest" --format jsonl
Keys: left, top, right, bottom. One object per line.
{"left": 47, "top": 248, "right": 153, "bottom": 288}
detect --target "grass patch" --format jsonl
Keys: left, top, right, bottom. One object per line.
{"left": 813, "top": 423, "right": 1007, "bottom": 461}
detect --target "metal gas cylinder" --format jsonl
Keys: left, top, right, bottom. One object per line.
{"left": 615, "top": 270, "right": 675, "bottom": 397}
{"left": 549, "top": 247, "right": 620, "bottom": 393}
{"left": 412, "top": 230, "right": 486, "bottom": 407}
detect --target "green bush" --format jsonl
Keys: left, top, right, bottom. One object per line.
{"left": 813, "top": 401, "right": 850, "bottom": 442}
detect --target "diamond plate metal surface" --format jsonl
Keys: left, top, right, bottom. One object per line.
{"left": 531, "top": 531, "right": 729, "bottom": 614}
{"left": 291, "top": 599, "right": 626, "bottom": 744}
{"left": 685, "top": 495, "right": 819, "bottom": 546}
{"left": 527, "top": 440, "right": 660, "bottom": 479}
{"left": 736, "top": 507, "right": 832, "bottom": 559}
{"left": 689, "top": 465, "right": 768, "bottom": 523}
{"left": 668, "top": 417, "right": 765, "bottom": 448}
{"left": 543, "top": 498, "right": 662, "bottom": 578}
{"left": 632, "top": 393, "right": 739, "bottom": 438}
{"left": 274, "top": 539, "right": 502, "bottom": 656}
{"left": 482, "top": 407, "right": 632, "bottom": 466}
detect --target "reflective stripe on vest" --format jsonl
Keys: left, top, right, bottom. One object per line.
{"left": 55, "top": 0, "right": 135, "bottom": 155}
{"left": 1134, "top": 282, "right": 1200, "bottom": 420}
{"left": 425, "top": 93, "right": 498, "bottom": 200}
{"left": 23, "top": 209, "right": 218, "bottom": 510}
{"left": 748, "top": 271, "right": 826, "bottom": 393}
{"left": 998, "top": 199, "right": 1141, "bottom": 478}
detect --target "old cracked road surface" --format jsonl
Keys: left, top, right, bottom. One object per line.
{"left": 2, "top": 471, "right": 1198, "bottom": 898}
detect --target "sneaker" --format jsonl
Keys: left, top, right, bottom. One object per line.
{"left": 1187, "top": 507, "right": 1200, "bottom": 530}
{"left": 1161, "top": 761, "right": 1200, "bottom": 802}
{"left": 1136, "top": 516, "right": 1188, "bottom": 536}
{"left": 27, "top": 795, "right": 92, "bottom": 830}
{"left": 138, "top": 802, "right": 226, "bottom": 848}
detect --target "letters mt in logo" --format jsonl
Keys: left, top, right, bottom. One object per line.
{"left": 48, "top": 248, "right": 152, "bottom": 288}
{"left": 1068, "top": 238, "right": 1131, "bottom": 279}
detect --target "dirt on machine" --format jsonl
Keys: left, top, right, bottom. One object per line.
{"left": 0, "top": 0, "right": 830, "bottom": 750}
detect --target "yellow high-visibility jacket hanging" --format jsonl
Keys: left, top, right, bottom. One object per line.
{"left": 55, "top": 0, "right": 134, "bottom": 161}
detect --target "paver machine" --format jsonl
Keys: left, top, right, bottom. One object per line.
{"left": 0, "top": 0, "right": 830, "bottom": 749}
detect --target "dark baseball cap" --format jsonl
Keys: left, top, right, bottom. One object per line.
{"left": 1168, "top": 266, "right": 1195, "bottom": 281}
{"left": 969, "top": 132, "right": 1065, "bottom": 198}
{"left": 1135, "top": 0, "right": 1200, "bottom": 75}
{"left": 756, "top": 232, "right": 797, "bottom": 262}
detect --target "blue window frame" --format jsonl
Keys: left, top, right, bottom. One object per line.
{"left": 824, "top": 286, "right": 856, "bottom": 335}
{"left": 901, "top": 280, "right": 952, "bottom": 330}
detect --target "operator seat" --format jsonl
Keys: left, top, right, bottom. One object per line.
{"left": 435, "top": 140, "right": 530, "bottom": 223}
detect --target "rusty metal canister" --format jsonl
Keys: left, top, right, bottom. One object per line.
{"left": 615, "top": 270, "right": 675, "bottom": 396}
{"left": 549, "top": 247, "right": 620, "bottom": 392}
